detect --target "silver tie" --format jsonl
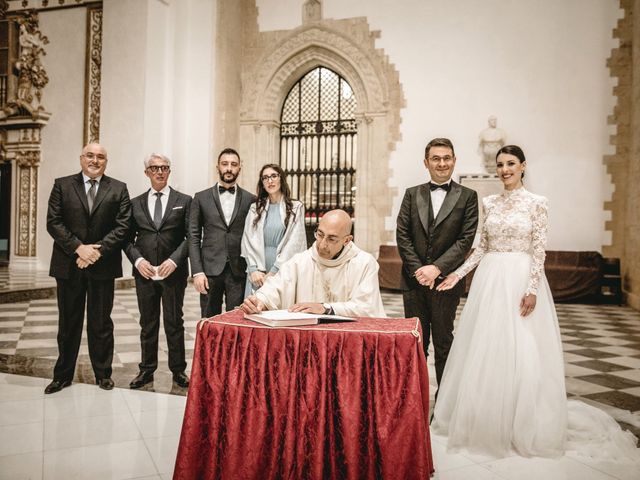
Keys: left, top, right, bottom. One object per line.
{"left": 87, "top": 179, "right": 97, "bottom": 212}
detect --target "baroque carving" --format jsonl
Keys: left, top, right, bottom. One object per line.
{"left": 15, "top": 13, "right": 49, "bottom": 112}
{"left": 15, "top": 149, "right": 40, "bottom": 256}
{"left": 84, "top": 6, "right": 103, "bottom": 143}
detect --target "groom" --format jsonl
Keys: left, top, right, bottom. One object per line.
{"left": 396, "top": 137, "right": 478, "bottom": 389}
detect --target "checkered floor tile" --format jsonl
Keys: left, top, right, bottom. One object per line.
{"left": 1, "top": 282, "right": 639, "bottom": 437}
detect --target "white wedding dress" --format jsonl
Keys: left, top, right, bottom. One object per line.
{"left": 431, "top": 187, "right": 640, "bottom": 463}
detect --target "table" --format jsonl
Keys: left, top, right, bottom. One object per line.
{"left": 173, "top": 311, "right": 434, "bottom": 479}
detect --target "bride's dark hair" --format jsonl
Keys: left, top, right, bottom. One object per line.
{"left": 496, "top": 145, "right": 526, "bottom": 179}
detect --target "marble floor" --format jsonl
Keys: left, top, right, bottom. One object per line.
{"left": 0, "top": 285, "right": 640, "bottom": 478}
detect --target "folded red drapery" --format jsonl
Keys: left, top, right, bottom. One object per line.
{"left": 173, "top": 311, "right": 434, "bottom": 479}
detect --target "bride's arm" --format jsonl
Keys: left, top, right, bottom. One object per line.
{"left": 525, "top": 197, "right": 549, "bottom": 296}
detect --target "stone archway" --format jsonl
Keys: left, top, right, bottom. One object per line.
{"left": 238, "top": 11, "right": 405, "bottom": 254}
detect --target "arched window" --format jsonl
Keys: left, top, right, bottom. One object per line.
{"left": 279, "top": 67, "right": 357, "bottom": 240}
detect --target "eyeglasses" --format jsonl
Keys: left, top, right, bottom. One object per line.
{"left": 147, "top": 165, "right": 171, "bottom": 173}
{"left": 314, "top": 228, "right": 346, "bottom": 246}
{"left": 82, "top": 152, "right": 107, "bottom": 161}
{"left": 428, "top": 155, "right": 454, "bottom": 163}
{"left": 261, "top": 173, "right": 280, "bottom": 182}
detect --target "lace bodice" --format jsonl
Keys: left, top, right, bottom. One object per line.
{"left": 454, "top": 187, "right": 548, "bottom": 295}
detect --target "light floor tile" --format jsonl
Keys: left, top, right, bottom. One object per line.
{"left": 482, "top": 455, "right": 618, "bottom": 480}
{"left": 604, "top": 356, "right": 640, "bottom": 370}
{"left": 566, "top": 452, "right": 640, "bottom": 480}
{"left": 595, "top": 346, "right": 640, "bottom": 356}
{"left": 0, "top": 398, "right": 44, "bottom": 425}
{"left": 0, "top": 451, "right": 43, "bottom": 480}
{"left": 0, "top": 333, "right": 20, "bottom": 341}
{"left": 565, "top": 377, "right": 611, "bottom": 396}
{"left": 42, "top": 440, "right": 157, "bottom": 480}
{"left": 44, "top": 391, "right": 130, "bottom": 420}
{"left": 121, "top": 389, "right": 187, "bottom": 414}
{"left": 44, "top": 412, "right": 141, "bottom": 451}
{"left": 564, "top": 363, "right": 601, "bottom": 377}
{"left": 620, "top": 387, "right": 640, "bottom": 396}
{"left": 0, "top": 422, "right": 43, "bottom": 457}
{"left": 430, "top": 440, "right": 476, "bottom": 472}
{"left": 131, "top": 408, "right": 186, "bottom": 440}
{"left": 144, "top": 435, "right": 180, "bottom": 475}
{"left": 611, "top": 370, "right": 640, "bottom": 383}
{"left": 433, "top": 464, "right": 506, "bottom": 480}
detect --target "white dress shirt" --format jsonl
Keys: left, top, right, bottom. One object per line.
{"left": 146, "top": 185, "right": 171, "bottom": 220}
{"left": 82, "top": 173, "right": 102, "bottom": 193}
{"left": 430, "top": 180, "right": 452, "bottom": 218}
{"left": 216, "top": 182, "right": 236, "bottom": 224}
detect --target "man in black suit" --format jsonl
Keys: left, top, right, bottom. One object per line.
{"left": 189, "top": 148, "right": 256, "bottom": 317}
{"left": 125, "top": 153, "right": 191, "bottom": 389}
{"left": 396, "top": 138, "right": 478, "bottom": 390}
{"left": 45, "top": 143, "right": 131, "bottom": 394}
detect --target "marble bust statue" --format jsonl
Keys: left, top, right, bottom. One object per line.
{"left": 478, "top": 115, "right": 507, "bottom": 174}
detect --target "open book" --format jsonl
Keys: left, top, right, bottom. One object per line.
{"left": 244, "top": 309, "right": 355, "bottom": 327}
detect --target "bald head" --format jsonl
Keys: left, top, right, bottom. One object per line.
{"left": 80, "top": 143, "right": 108, "bottom": 179}
{"left": 319, "top": 209, "right": 352, "bottom": 237}
{"left": 315, "top": 209, "right": 353, "bottom": 259}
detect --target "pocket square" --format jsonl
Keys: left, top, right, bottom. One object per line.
{"left": 172, "top": 206, "right": 183, "bottom": 210}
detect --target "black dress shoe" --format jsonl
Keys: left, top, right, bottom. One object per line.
{"left": 129, "top": 371, "right": 154, "bottom": 389}
{"left": 173, "top": 372, "right": 190, "bottom": 388}
{"left": 44, "top": 379, "right": 72, "bottom": 394}
{"left": 97, "top": 378, "right": 114, "bottom": 390}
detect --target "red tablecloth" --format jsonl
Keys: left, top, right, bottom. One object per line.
{"left": 173, "top": 311, "right": 434, "bottom": 479}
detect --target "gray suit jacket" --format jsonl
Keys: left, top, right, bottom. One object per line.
{"left": 188, "top": 185, "right": 256, "bottom": 277}
{"left": 396, "top": 181, "right": 478, "bottom": 290}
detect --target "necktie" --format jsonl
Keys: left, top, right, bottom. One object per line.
{"left": 153, "top": 192, "right": 163, "bottom": 228}
{"left": 218, "top": 185, "right": 236, "bottom": 194}
{"left": 87, "top": 179, "right": 97, "bottom": 212}
{"left": 429, "top": 182, "right": 451, "bottom": 192}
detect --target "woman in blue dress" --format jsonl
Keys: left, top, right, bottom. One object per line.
{"left": 241, "top": 164, "right": 307, "bottom": 296}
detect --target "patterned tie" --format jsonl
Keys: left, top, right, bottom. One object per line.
{"left": 153, "top": 192, "right": 163, "bottom": 228}
{"left": 87, "top": 179, "right": 97, "bottom": 212}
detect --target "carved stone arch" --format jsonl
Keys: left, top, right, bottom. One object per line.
{"left": 239, "top": 19, "right": 405, "bottom": 254}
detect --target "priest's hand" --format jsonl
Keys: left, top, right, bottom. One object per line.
{"left": 289, "top": 302, "right": 324, "bottom": 314}
{"left": 436, "top": 273, "right": 460, "bottom": 291}
{"left": 241, "top": 295, "right": 265, "bottom": 314}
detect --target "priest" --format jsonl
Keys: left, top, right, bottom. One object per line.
{"left": 240, "top": 209, "right": 386, "bottom": 318}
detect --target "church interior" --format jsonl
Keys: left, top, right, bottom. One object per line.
{"left": 1, "top": 0, "right": 639, "bottom": 478}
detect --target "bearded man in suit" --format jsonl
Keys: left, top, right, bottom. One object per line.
{"left": 45, "top": 143, "right": 131, "bottom": 394}
{"left": 125, "top": 153, "right": 191, "bottom": 390}
{"left": 396, "top": 137, "right": 479, "bottom": 391}
{"left": 189, "top": 148, "right": 256, "bottom": 317}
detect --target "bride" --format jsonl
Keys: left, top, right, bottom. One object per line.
{"left": 431, "top": 145, "right": 640, "bottom": 462}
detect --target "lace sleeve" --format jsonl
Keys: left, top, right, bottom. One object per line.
{"left": 526, "top": 197, "right": 548, "bottom": 295}
{"left": 454, "top": 199, "right": 488, "bottom": 279}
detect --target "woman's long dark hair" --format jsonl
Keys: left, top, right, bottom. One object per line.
{"left": 253, "top": 163, "right": 296, "bottom": 228}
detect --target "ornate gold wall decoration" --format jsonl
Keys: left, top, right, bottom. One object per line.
{"left": 83, "top": 5, "right": 102, "bottom": 144}
{"left": 0, "top": 11, "right": 50, "bottom": 259}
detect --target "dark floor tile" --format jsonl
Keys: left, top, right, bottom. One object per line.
{"left": 571, "top": 359, "right": 630, "bottom": 373}
{"left": 0, "top": 316, "right": 28, "bottom": 322}
{"left": 23, "top": 321, "right": 58, "bottom": 327}
{"left": 0, "top": 341, "right": 17, "bottom": 349}
{"left": 15, "top": 347, "right": 59, "bottom": 357}
{"left": 583, "top": 391, "right": 640, "bottom": 412}
{"left": 568, "top": 332, "right": 602, "bottom": 339}
{"left": 576, "top": 373, "right": 640, "bottom": 389}
{"left": 562, "top": 339, "right": 612, "bottom": 348}
{"left": 0, "top": 327, "right": 22, "bottom": 333}
{"left": 566, "top": 349, "right": 618, "bottom": 359}
{"left": 18, "top": 332, "right": 58, "bottom": 340}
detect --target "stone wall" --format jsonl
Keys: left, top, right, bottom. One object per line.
{"left": 605, "top": 0, "right": 639, "bottom": 309}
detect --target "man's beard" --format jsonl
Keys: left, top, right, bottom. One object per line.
{"left": 218, "top": 170, "right": 238, "bottom": 184}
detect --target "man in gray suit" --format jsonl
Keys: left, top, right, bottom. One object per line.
{"left": 396, "top": 138, "right": 478, "bottom": 390}
{"left": 125, "top": 153, "right": 191, "bottom": 389}
{"left": 189, "top": 148, "right": 256, "bottom": 317}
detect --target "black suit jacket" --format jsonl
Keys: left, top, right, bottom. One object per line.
{"left": 125, "top": 187, "right": 192, "bottom": 284}
{"left": 188, "top": 186, "right": 256, "bottom": 277}
{"left": 396, "top": 181, "right": 478, "bottom": 290}
{"left": 47, "top": 172, "right": 132, "bottom": 280}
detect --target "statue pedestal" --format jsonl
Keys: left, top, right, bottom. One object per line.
{"left": 458, "top": 173, "right": 503, "bottom": 245}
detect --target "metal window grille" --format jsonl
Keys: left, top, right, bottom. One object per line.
{"left": 279, "top": 67, "right": 357, "bottom": 240}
